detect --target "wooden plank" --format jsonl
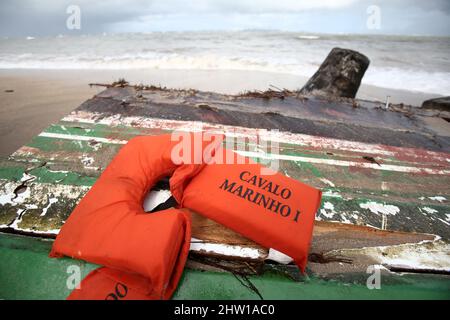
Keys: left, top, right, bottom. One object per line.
{"left": 1, "top": 86, "right": 449, "bottom": 276}
{"left": 78, "top": 87, "right": 450, "bottom": 152}
{"left": 3, "top": 110, "right": 448, "bottom": 237}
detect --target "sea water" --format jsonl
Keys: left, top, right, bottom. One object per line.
{"left": 0, "top": 31, "right": 448, "bottom": 95}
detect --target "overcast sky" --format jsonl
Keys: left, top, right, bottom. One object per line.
{"left": 1, "top": 0, "right": 449, "bottom": 37}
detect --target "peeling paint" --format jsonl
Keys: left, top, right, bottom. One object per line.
{"left": 428, "top": 196, "right": 447, "bottom": 203}
{"left": 36, "top": 130, "right": 450, "bottom": 175}
{"left": 0, "top": 224, "right": 60, "bottom": 235}
{"left": 40, "top": 197, "right": 58, "bottom": 216}
{"left": 371, "top": 241, "right": 449, "bottom": 271}
{"left": 63, "top": 112, "right": 450, "bottom": 164}
{"left": 351, "top": 212, "right": 360, "bottom": 220}
{"left": 359, "top": 201, "right": 400, "bottom": 216}
{"left": 340, "top": 213, "right": 352, "bottom": 224}
{"left": 39, "top": 132, "right": 127, "bottom": 145}
{"left": 437, "top": 215, "right": 450, "bottom": 226}
{"left": 322, "top": 190, "right": 342, "bottom": 199}
{"left": 0, "top": 179, "right": 89, "bottom": 231}
{"left": 319, "top": 201, "right": 337, "bottom": 219}
{"left": 80, "top": 155, "right": 94, "bottom": 167}
{"left": 20, "top": 172, "right": 35, "bottom": 182}
{"left": 332, "top": 239, "right": 450, "bottom": 272}
{"left": 1, "top": 105, "right": 449, "bottom": 270}
{"left": 320, "top": 178, "right": 335, "bottom": 187}
{"left": 359, "top": 201, "right": 400, "bottom": 230}
{"left": 190, "top": 237, "right": 264, "bottom": 260}
{"left": 421, "top": 207, "right": 438, "bottom": 214}
{"left": 46, "top": 169, "right": 70, "bottom": 174}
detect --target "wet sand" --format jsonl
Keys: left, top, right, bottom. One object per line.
{"left": 0, "top": 68, "right": 442, "bottom": 157}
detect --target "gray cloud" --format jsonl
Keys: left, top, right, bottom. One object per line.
{"left": 0, "top": 0, "right": 449, "bottom": 36}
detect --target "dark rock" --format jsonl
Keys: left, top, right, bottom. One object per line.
{"left": 421, "top": 96, "right": 450, "bottom": 112}
{"left": 299, "top": 47, "right": 370, "bottom": 99}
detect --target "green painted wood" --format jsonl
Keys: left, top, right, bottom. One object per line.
{"left": 2, "top": 116, "right": 449, "bottom": 237}
{"left": 1, "top": 233, "right": 449, "bottom": 300}
{"left": 1, "top": 87, "right": 449, "bottom": 299}
{"left": 37, "top": 122, "right": 450, "bottom": 168}
{"left": 1, "top": 176, "right": 448, "bottom": 236}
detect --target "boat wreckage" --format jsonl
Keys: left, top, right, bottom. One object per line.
{"left": 0, "top": 48, "right": 449, "bottom": 299}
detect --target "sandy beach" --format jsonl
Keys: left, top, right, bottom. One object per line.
{"left": 0, "top": 68, "right": 442, "bottom": 157}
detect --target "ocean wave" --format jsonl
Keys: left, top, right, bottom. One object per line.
{"left": 0, "top": 53, "right": 309, "bottom": 73}
{"left": 297, "top": 35, "right": 320, "bottom": 40}
{"left": 364, "top": 67, "right": 450, "bottom": 95}
{"left": 0, "top": 53, "right": 448, "bottom": 95}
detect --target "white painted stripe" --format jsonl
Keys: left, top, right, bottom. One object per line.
{"left": 61, "top": 113, "right": 395, "bottom": 155}
{"left": 38, "top": 131, "right": 450, "bottom": 175}
{"left": 62, "top": 111, "right": 450, "bottom": 162}
{"left": 267, "top": 248, "right": 293, "bottom": 264}
{"left": 238, "top": 151, "right": 450, "bottom": 175}
{"left": 0, "top": 222, "right": 265, "bottom": 259}
{"left": 190, "top": 237, "right": 265, "bottom": 259}
{"left": 39, "top": 132, "right": 127, "bottom": 144}
{"left": 336, "top": 240, "right": 450, "bottom": 272}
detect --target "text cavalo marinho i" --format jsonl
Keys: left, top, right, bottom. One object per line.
{"left": 219, "top": 171, "right": 301, "bottom": 222}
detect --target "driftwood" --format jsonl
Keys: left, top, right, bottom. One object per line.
{"left": 299, "top": 47, "right": 370, "bottom": 99}
{"left": 421, "top": 96, "right": 450, "bottom": 112}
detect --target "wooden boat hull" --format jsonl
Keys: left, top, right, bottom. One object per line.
{"left": 1, "top": 86, "right": 449, "bottom": 299}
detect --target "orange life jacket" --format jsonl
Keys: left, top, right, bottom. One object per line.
{"left": 49, "top": 134, "right": 212, "bottom": 300}
{"left": 50, "top": 133, "right": 321, "bottom": 299}
{"left": 173, "top": 147, "right": 322, "bottom": 272}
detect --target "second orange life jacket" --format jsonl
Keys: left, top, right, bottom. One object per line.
{"left": 173, "top": 147, "right": 322, "bottom": 272}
